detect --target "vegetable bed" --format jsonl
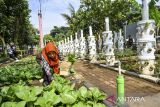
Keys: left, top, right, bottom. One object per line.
{"left": 0, "top": 56, "right": 107, "bottom": 107}
{"left": 0, "top": 75, "right": 106, "bottom": 107}
{"left": 0, "top": 56, "right": 42, "bottom": 86}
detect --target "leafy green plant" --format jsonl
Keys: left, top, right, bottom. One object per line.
{"left": 97, "top": 53, "right": 105, "bottom": 60}
{"left": 154, "top": 58, "right": 160, "bottom": 78}
{"left": 0, "top": 74, "right": 106, "bottom": 107}
{"left": 61, "top": 91, "right": 77, "bottom": 104}
{"left": 72, "top": 101, "right": 91, "bottom": 107}
{"left": 15, "top": 86, "right": 43, "bottom": 102}
{"left": 0, "top": 56, "right": 42, "bottom": 85}
{"left": 0, "top": 56, "right": 106, "bottom": 106}
{"left": 78, "top": 86, "right": 92, "bottom": 101}
{"left": 115, "top": 48, "right": 136, "bottom": 59}
{"left": 35, "top": 90, "right": 61, "bottom": 107}
{"left": 89, "top": 87, "right": 106, "bottom": 102}
{"left": 68, "top": 54, "right": 76, "bottom": 64}
{"left": 67, "top": 54, "right": 76, "bottom": 74}
{"left": 1, "top": 101, "right": 26, "bottom": 107}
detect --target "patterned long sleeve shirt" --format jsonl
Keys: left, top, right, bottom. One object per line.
{"left": 40, "top": 55, "right": 53, "bottom": 78}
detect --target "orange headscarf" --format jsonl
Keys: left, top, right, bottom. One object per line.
{"left": 42, "top": 42, "right": 60, "bottom": 74}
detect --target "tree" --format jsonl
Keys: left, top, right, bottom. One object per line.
{"left": 43, "top": 34, "right": 54, "bottom": 42}
{"left": 31, "top": 35, "right": 40, "bottom": 46}
{"left": 61, "top": 0, "right": 141, "bottom": 41}
{"left": 25, "top": 24, "right": 39, "bottom": 46}
{"left": 0, "top": 0, "right": 35, "bottom": 51}
{"left": 149, "top": 0, "right": 160, "bottom": 36}
{"left": 50, "top": 26, "right": 70, "bottom": 42}
{"left": 61, "top": 3, "right": 79, "bottom": 35}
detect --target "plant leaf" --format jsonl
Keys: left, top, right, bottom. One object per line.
{"left": 34, "top": 97, "right": 46, "bottom": 107}
{"left": 1, "top": 87, "right": 10, "bottom": 95}
{"left": 15, "top": 87, "right": 37, "bottom": 102}
{"left": 73, "top": 102, "right": 92, "bottom": 107}
{"left": 1, "top": 101, "right": 26, "bottom": 107}
{"left": 78, "top": 86, "right": 88, "bottom": 100}
{"left": 16, "top": 101, "right": 26, "bottom": 107}
{"left": 35, "top": 91, "right": 61, "bottom": 107}
{"left": 89, "top": 87, "right": 106, "bottom": 102}
{"left": 1, "top": 102, "right": 16, "bottom": 107}
{"left": 93, "top": 103, "right": 106, "bottom": 107}
{"left": 61, "top": 93, "right": 76, "bottom": 104}
{"left": 0, "top": 96, "right": 2, "bottom": 104}
{"left": 31, "top": 86, "right": 43, "bottom": 96}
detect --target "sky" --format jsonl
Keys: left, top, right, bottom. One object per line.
{"left": 29, "top": 0, "right": 160, "bottom": 35}
{"left": 29, "top": 0, "right": 80, "bottom": 35}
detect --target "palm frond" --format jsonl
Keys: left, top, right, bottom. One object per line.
{"left": 61, "top": 13, "right": 71, "bottom": 24}
{"left": 68, "top": 3, "right": 75, "bottom": 16}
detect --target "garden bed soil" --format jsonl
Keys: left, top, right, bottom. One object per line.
{"left": 30, "top": 80, "right": 43, "bottom": 86}
{"left": 59, "top": 61, "right": 71, "bottom": 76}
{"left": 73, "top": 60, "right": 160, "bottom": 98}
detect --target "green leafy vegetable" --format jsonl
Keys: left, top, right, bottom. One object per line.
{"left": 1, "top": 101, "right": 26, "bottom": 107}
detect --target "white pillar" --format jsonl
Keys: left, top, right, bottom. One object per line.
{"left": 88, "top": 26, "right": 97, "bottom": 63}
{"left": 70, "top": 35, "right": 74, "bottom": 54}
{"left": 137, "top": 0, "right": 155, "bottom": 75}
{"left": 89, "top": 26, "right": 93, "bottom": 36}
{"left": 58, "top": 41, "right": 62, "bottom": 53}
{"left": 61, "top": 40, "right": 64, "bottom": 56}
{"left": 65, "top": 38, "right": 68, "bottom": 55}
{"left": 118, "top": 29, "right": 124, "bottom": 51}
{"left": 98, "top": 34, "right": 102, "bottom": 52}
{"left": 102, "top": 17, "right": 115, "bottom": 66}
{"left": 113, "top": 31, "right": 118, "bottom": 49}
{"left": 64, "top": 38, "right": 67, "bottom": 56}
{"left": 67, "top": 37, "right": 70, "bottom": 54}
{"left": 74, "top": 32, "right": 80, "bottom": 57}
{"left": 80, "top": 30, "right": 86, "bottom": 59}
{"left": 142, "top": 0, "right": 151, "bottom": 20}
{"left": 105, "top": 17, "right": 110, "bottom": 31}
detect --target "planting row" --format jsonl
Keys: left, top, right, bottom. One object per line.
{"left": 0, "top": 56, "right": 42, "bottom": 85}
{"left": 0, "top": 75, "right": 106, "bottom": 107}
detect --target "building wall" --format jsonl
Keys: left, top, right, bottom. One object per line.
{"left": 125, "top": 23, "right": 137, "bottom": 43}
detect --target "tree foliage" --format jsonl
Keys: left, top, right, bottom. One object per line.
{"left": 149, "top": 0, "right": 160, "bottom": 35}
{"left": 50, "top": 26, "right": 70, "bottom": 42}
{"left": 43, "top": 34, "right": 54, "bottom": 42}
{"left": 61, "top": 0, "right": 141, "bottom": 40}
{"left": 60, "top": 0, "right": 160, "bottom": 40}
{"left": 0, "top": 0, "right": 36, "bottom": 49}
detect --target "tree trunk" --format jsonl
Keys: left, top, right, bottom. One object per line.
{"left": 157, "top": 27, "right": 159, "bottom": 36}
{"left": 14, "top": 18, "right": 19, "bottom": 45}
{"left": 0, "top": 35, "right": 7, "bottom": 55}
